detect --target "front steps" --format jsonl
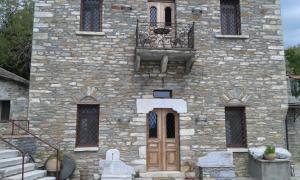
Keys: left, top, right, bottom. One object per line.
{"left": 0, "top": 149, "right": 55, "bottom": 180}
{"left": 138, "top": 171, "right": 186, "bottom": 180}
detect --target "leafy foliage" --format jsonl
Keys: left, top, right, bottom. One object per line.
{"left": 264, "top": 145, "right": 275, "bottom": 155}
{"left": 286, "top": 45, "right": 300, "bottom": 97}
{"left": 0, "top": 0, "right": 34, "bottom": 79}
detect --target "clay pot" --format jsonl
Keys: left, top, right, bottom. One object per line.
{"left": 46, "top": 158, "right": 61, "bottom": 172}
{"left": 264, "top": 153, "right": 276, "bottom": 160}
{"left": 80, "top": 169, "right": 89, "bottom": 180}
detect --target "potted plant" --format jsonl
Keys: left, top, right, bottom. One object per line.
{"left": 46, "top": 151, "right": 63, "bottom": 172}
{"left": 264, "top": 145, "right": 276, "bottom": 160}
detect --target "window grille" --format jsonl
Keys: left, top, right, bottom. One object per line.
{"left": 220, "top": 0, "right": 241, "bottom": 35}
{"left": 148, "top": 111, "right": 158, "bottom": 138}
{"left": 81, "top": 0, "right": 102, "bottom": 32}
{"left": 76, "top": 105, "right": 99, "bottom": 147}
{"left": 225, "top": 107, "right": 247, "bottom": 147}
{"left": 150, "top": 6, "right": 157, "bottom": 27}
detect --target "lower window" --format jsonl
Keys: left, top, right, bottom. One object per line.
{"left": 76, "top": 104, "right": 99, "bottom": 147}
{"left": 225, "top": 107, "right": 247, "bottom": 147}
{"left": 0, "top": 101, "right": 10, "bottom": 121}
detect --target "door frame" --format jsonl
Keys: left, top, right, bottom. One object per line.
{"left": 146, "top": 108, "right": 180, "bottom": 171}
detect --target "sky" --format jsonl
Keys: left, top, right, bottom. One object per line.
{"left": 281, "top": 0, "right": 300, "bottom": 48}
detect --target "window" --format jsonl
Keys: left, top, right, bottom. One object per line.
{"left": 76, "top": 105, "right": 99, "bottom": 147}
{"left": 225, "top": 107, "right": 247, "bottom": 147}
{"left": 165, "top": 7, "right": 172, "bottom": 26}
{"left": 166, "top": 113, "right": 175, "bottom": 138}
{"left": 0, "top": 101, "right": 10, "bottom": 121}
{"left": 220, "top": 0, "right": 241, "bottom": 35}
{"left": 148, "top": 111, "right": 158, "bottom": 138}
{"left": 153, "top": 90, "right": 172, "bottom": 98}
{"left": 81, "top": 0, "right": 102, "bottom": 32}
{"left": 150, "top": 6, "right": 157, "bottom": 26}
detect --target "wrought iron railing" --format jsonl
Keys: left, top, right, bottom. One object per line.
{"left": 0, "top": 136, "right": 28, "bottom": 180}
{"left": 136, "top": 20, "right": 195, "bottom": 49}
{"left": 1, "top": 120, "right": 60, "bottom": 180}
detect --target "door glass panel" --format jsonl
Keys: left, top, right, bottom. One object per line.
{"left": 149, "top": 111, "right": 158, "bottom": 138}
{"left": 166, "top": 113, "right": 175, "bottom": 138}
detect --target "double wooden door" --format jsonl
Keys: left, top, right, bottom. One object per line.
{"left": 147, "top": 109, "right": 180, "bottom": 171}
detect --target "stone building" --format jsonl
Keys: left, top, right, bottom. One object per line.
{"left": 29, "top": 0, "right": 288, "bottom": 179}
{"left": 0, "top": 67, "right": 29, "bottom": 123}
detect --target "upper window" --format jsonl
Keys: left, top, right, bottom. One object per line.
{"left": 0, "top": 101, "right": 10, "bottom": 121}
{"left": 220, "top": 0, "right": 241, "bottom": 35}
{"left": 150, "top": 6, "right": 158, "bottom": 26}
{"left": 165, "top": 7, "right": 172, "bottom": 26}
{"left": 225, "top": 107, "right": 247, "bottom": 148}
{"left": 153, "top": 90, "right": 172, "bottom": 98}
{"left": 76, "top": 104, "right": 99, "bottom": 147}
{"left": 81, "top": 0, "right": 102, "bottom": 32}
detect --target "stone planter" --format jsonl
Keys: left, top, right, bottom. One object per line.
{"left": 249, "top": 155, "right": 291, "bottom": 180}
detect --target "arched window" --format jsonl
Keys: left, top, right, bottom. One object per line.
{"left": 81, "top": 0, "right": 102, "bottom": 32}
{"left": 165, "top": 7, "right": 172, "bottom": 26}
{"left": 166, "top": 113, "right": 175, "bottom": 138}
{"left": 148, "top": 111, "right": 158, "bottom": 138}
{"left": 150, "top": 6, "right": 157, "bottom": 26}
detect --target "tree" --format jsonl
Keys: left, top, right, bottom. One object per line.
{"left": 0, "top": 0, "right": 34, "bottom": 79}
{"left": 285, "top": 45, "right": 300, "bottom": 97}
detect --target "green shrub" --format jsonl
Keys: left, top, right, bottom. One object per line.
{"left": 264, "top": 145, "right": 275, "bottom": 155}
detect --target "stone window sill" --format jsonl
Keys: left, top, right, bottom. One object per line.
{"left": 227, "top": 148, "right": 248, "bottom": 153}
{"left": 76, "top": 31, "right": 105, "bottom": 36}
{"left": 215, "top": 34, "right": 249, "bottom": 39}
{"left": 74, "top": 147, "right": 99, "bottom": 152}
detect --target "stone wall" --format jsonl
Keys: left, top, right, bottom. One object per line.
{"left": 0, "top": 79, "right": 29, "bottom": 135}
{"left": 30, "top": 0, "right": 288, "bottom": 178}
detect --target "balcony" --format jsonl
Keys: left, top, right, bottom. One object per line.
{"left": 135, "top": 21, "right": 196, "bottom": 73}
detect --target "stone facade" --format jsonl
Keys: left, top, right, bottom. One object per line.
{"left": 29, "top": 0, "right": 288, "bottom": 179}
{"left": 0, "top": 68, "right": 29, "bottom": 136}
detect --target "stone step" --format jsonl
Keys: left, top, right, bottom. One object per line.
{"left": 36, "top": 177, "right": 56, "bottom": 180}
{"left": 140, "top": 171, "right": 185, "bottom": 178}
{"left": 0, "top": 150, "right": 19, "bottom": 159}
{"left": 0, "top": 157, "right": 28, "bottom": 169}
{"left": 3, "top": 170, "right": 47, "bottom": 180}
{"left": 0, "top": 163, "right": 35, "bottom": 177}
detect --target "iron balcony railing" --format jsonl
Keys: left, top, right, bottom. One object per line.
{"left": 136, "top": 20, "right": 195, "bottom": 49}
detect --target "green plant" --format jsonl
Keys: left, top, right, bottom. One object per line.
{"left": 264, "top": 145, "right": 275, "bottom": 155}
{"left": 134, "top": 170, "right": 140, "bottom": 178}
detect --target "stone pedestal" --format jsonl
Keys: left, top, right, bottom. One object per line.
{"left": 100, "top": 149, "right": 135, "bottom": 180}
{"left": 197, "top": 151, "right": 236, "bottom": 180}
{"left": 249, "top": 155, "right": 291, "bottom": 180}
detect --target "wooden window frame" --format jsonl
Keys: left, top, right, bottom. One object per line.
{"left": 80, "top": 0, "right": 103, "bottom": 32}
{"left": 225, "top": 107, "right": 247, "bottom": 148}
{"left": 76, "top": 104, "right": 100, "bottom": 147}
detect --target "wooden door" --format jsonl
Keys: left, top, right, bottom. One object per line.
{"left": 147, "top": 109, "right": 180, "bottom": 171}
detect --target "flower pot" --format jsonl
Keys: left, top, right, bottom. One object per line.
{"left": 264, "top": 153, "right": 276, "bottom": 160}
{"left": 80, "top": 169, "right": 89, "bottom": 180}
{"left": 46, "top": 158, "right": 61, "bottom": 172}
